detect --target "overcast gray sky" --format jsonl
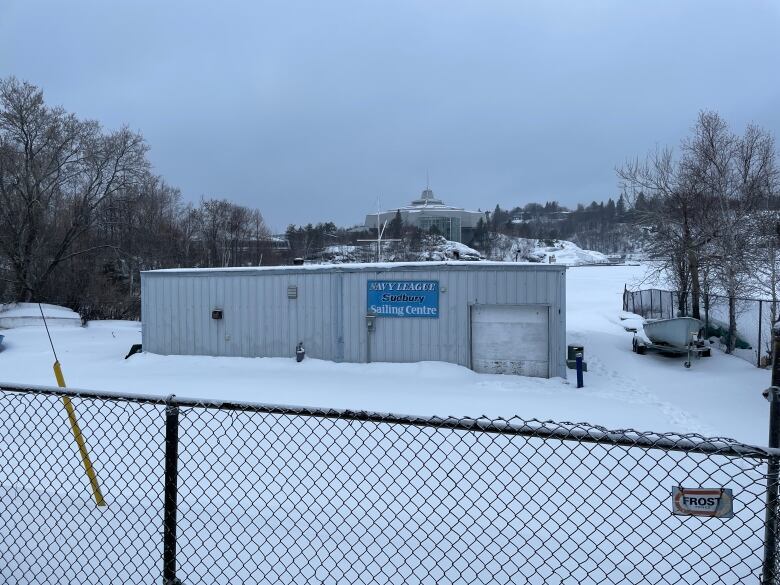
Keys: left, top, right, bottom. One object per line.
{"left": 1, "top": 1, "right": 779, "bottom": 231}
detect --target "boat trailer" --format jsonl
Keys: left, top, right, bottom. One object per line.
{"left": 632, "top": 317, "right": 712, "bottom": 368}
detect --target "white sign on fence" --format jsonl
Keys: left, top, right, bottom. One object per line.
{"left": 671, "top": 487, "right": 734, "bottom": 518}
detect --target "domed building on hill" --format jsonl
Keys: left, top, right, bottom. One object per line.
{"left": 364, "top": 187, "right": 486, "bottom": 243}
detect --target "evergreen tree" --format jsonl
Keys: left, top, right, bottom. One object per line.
{"left": 616, "top": 194, "right": 627, "bottom": 216}
{"left": 634, "top": 192, "right": 648, "bottom": 211}
{"left": 473, "top": 217, "right": 488, "bottom": 246}
{"left": 490, "top": 205, "right": 502, "bottom": 231}
{"left": 606, "top": 198, "right": 616, "bottom": 218}
{"left": 389, "top": 210, "right": 403, "bottom": 239}
{"left": 490, "top": 204, "right": 511, "bottom": 233}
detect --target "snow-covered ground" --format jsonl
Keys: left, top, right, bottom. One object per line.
{"left": 534, "top": 239, "right": 609, "bottom": 265}
{"left": 0, "top": 265, "right": 771, "bottom": 445}
{"left": 485, "top": 235, "right": 612, "bottom": 265}
{"left": 422, "top": 238, "right": 482, "bottom": 261}
{"left": 0, "top": 265, "right": 772, "bottom": 584}
{"left": 324, "top": 236, "right": 611, "bottom": 266}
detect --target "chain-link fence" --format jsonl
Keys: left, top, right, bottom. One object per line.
{"left": 623, "top": 287, "right": 777, "bottom": 368}
{"left": 0, "top": 383, "right": 778, "bottom": 584}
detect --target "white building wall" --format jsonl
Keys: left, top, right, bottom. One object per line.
{"left": 141, "top": 263, "right": 567, "bottom": 378}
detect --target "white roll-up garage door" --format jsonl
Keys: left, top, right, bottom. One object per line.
{"left": 471, "top": 305, "right": 550, "bottom": 377}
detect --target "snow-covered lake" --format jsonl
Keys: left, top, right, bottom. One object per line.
{"left": 0, "top": 264, "right": 772, "bottom": 445}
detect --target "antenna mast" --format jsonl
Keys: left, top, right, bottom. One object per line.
{"left": 375, "top": 197, "right": 390, "bottom": 262}
{"left": 357, "top": 194, "right": 400, "bottom": 263}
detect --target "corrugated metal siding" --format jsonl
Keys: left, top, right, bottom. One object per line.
{"left": 141, "top": 264, "right": 567, "bottom": 377}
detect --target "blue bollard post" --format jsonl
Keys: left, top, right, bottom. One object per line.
{"left": 576, "top": 353, "right": 584, "bottom": 388}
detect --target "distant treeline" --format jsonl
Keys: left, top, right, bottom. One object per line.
{"left": 470, "top": 197, "right": 641, "bottom": 256}
{"left": 284, "top": 199, "right": 644, "bottom": 263}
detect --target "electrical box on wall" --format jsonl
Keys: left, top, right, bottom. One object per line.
{"left": 211, "top": 309, "right": 223, "bottom": 320}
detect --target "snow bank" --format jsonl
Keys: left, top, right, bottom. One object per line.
{"left": 417, "top": 238, "right": 482, "bottom": 261}
{"left": 318, "top": 237, "right": 484, "bottom": 264}
{"left": 0, "top": 303, "right": 81, "bottom": 329}
{"left": 482, "top": 234, "right": 540, "bottom": 262}
{"left": 536, "top": 239, "right": 609, "bottom": 266}
{"left": 484, "top": 236, "right": 610, "bottom": 266}
{"left": 321, "top": 244, "right": 360, "bottom": 264}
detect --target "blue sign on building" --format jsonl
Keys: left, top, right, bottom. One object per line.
{"left": 367, "top": 280, "right": 439, "bottom": 318}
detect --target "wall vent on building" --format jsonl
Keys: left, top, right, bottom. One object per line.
{"left": 287, "top": 285, "right": 298, "bottom": 299}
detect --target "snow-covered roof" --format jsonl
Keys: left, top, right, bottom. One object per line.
{"left": 410, "top": 188, "right": 443, "bottom": 206}
{"left": 371, "top": 187, "right": 483, "bottom": 217}
{"left": 0, "top": 303, "right": 81, "bottom": 329}
{"left": 397, "top": 204, "right": 471, "bottom": 212}
{"left": 0, "top": 303, "right": 79, "bottom": 319}
{"left": 143, "top": 260, "right": 566, "bottom": 276}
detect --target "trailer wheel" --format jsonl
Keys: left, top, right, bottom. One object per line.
{"left": 684, "top": 361, "right": 691, "bottom": 368}
{"left": 636, "top": 342, "right": 646, "bottom": 355}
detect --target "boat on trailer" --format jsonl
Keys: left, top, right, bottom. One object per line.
{"left": 632, "top": 317, "right": 711, "bottom": 368}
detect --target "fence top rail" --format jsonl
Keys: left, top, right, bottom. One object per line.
{"left": 626, "top": 287, "right": 771, "bottom": 304}
{"left": 0, "top": 381, "right": 775, "bottom": 459}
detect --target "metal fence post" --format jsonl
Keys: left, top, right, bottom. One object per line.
{"left": 163, "top": 398, "right": 182, "bottom": 585}
{"left": 650, "top": 290, "right": 654, "bottom": 319}
{"left": 763, "top": 327, "right": 780, "bottom": 584}
{"left": 759, "top": 300, "right": 763, "bottom": 368}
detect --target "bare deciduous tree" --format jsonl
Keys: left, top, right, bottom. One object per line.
{"left": 619, "top": 111, "right": 778, "bottom": 353}
{"left": 618, "top": 147, "right": 700, "bottom": 314}
{"left": 0, "top": 77, "right": 148, "bottom": 301}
